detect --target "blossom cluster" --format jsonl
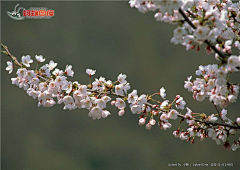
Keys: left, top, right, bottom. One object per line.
{"left": 184, "top": 55, "right": 240, "bottom": 108}
{"left": 173, "top": 124, "right": 240, "bottom": 151}
{"left": 6, "top": 54, "right": 186, "bottom": 122}
{"left": 130, "top": 0, "right": 240, "bottom": 58}
{"left": 172, "top": 106, "right": 240, "bottom": 150}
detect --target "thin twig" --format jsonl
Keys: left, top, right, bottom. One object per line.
{"left": 1, "top": 42, "right": 22, "bottom": 67}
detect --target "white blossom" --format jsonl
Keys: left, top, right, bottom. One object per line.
{"left": 35, "top": 55, "right": 45, "bottom": 62}
{"left": 47, "top": 60, "right": 57, "bottom": 70}
{"left": 137, "top": 94, "right": 147, "bottom": 106}
{"left": 208, "top": 114, "right": 218, "bottom": 122}
{"left": 89, "top": 107, "right": 102, "bottom": 120}
{"left": 220, "top": 109, "right": 228, "bottom": 120}
{"left": 62, "top": 81, "right": 73, "bottom": 94}
{"left": 86, "top": 69, "right": 96, "bottom": 76}
{"left": 130, "top": 104, "right": 142, "bottom": 114}
{"left": 115, "top": 98, "right": 126, "bottom": 110}
{"left": 128, "top": 90, "right": 138, "bottom": 104}
{"left": 22, "top": 55, "right": 33, "bottom": 67}
{"left": 175, "top": 97, "right": 186, "bottom": 110}
{"left": 115, "top": 84, "right": 124, "bottom": 95}
{"left": 102, "top": 110, "right": 111, "bottom": 118}
{"left": 117, "top": 73, "right": 127, "bottom": 84}
{"left": 168, "top": 109, "right": 179, "bottom": 120}
{"left": 6, "top": 61, "right": 13, "bottom": 74}
{"left": 160, "top": 87, "right": 166, "bottom": 99}
{"left": 65, "top": 65, "right": 74, "bottom": 77}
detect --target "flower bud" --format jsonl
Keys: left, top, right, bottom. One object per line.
{"left": 236, "top": 117, "right": 240, "bottom": 125}
{"left": 139, "top": 118, "right": 146, "bottom": 125}
{"left": 146, "top": 123, "right": 152, "bottom": 130}
{"left": 111, "top": 101, "right": 116, "bottom": 106}
{"left": 173, "top": 130, "right": 180, "bottom": 138}
{"left": 149, "top": 118, "right": 156, "bottom": 125}
{"left": 200, "top": 134, "right": 205, "bottom": 141}
{"left": 118, "top": 109, "right": 124, "bottom": 116}
{"left": 175, "top": 95, "right": 180, "bottom": 100}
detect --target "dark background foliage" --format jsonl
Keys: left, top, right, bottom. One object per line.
{"left": 1, "top": 1, "right": 240, "bottom": 170}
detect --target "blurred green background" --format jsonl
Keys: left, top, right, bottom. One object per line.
{"left": 1, "top": 1, "right": 240, "bottom": 170}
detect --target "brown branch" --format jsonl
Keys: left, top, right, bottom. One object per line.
{"left": 1, "top": 42, "right": 22, "bottom": 67}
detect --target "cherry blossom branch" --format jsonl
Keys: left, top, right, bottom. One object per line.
{"left": 89, "top": 89, "right": 240, "bottom": 129}
{"left": 178, "top": 8, "right": 228, "bottom": 62}
{"left": 1, "top": 42, "right": 49, "bottom": 82}
{"left": 2, "top": 42, "right": 238, "bottom": 131}
{"left": 2, "top": 39, "right": 240, "bottom": 150}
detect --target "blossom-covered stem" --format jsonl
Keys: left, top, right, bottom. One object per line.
{"left": 1, "top": 43, "right": 50, "bottom": 82}
{"left": 145, "top": 102, "right": 240, "bottom": 130}
{"left": 1, "top": 42, "right": 22, "bottom": 67}
{"left": 178, "top": 8, "right": 227, "bottom": 62}
{"left": 89, "top": 89, "right": 240, "bottom": 130}
{"left": 2, "top": 40, "right": 240, "bottom": 150}
{"left": 212, "top": 102, "right": 224, "bottom": 123}
{"left": 2, "top": 42, "right": 239, "bottom": 131}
